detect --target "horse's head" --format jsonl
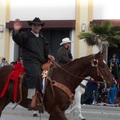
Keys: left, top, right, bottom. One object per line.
{"left": 89, "top": 51, "right": 115, "bottom": 87}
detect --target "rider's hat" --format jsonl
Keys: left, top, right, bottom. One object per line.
{"left": 60, "top": 37, "right": 72, "bottom": 45}
{"left": 28, "top": 17, "right": 45, "bottom": 27}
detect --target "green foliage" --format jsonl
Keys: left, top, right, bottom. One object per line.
{"left": 78, "top": 21, "right": 120, "bottom": 48}
{"left": 91, "top": 21, "right": 111, "bottom": 34}
{"left": 78, "top": 33, "right": 99, "bottom": 46}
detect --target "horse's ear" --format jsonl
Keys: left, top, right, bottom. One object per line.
{"left": 99, "top": 50, "right": 105, "bottom": 56}
{"left": 97, "top": 51, "right": 102, "bottom": 55}
{"left": 95, "top": 51, "right": 106, "bottom": 61}
{"left": 95, "top": 51, "right": 103, "bottom": 58}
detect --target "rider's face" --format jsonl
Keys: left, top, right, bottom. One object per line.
{"left": 31, "top": 24, "right": 42, "bottom": 33}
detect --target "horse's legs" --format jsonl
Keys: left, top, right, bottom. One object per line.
{"left": 0, "top": 97, "right": 11, "bottom": 117}
{"left": 66, "top": 86, "right": 86, "bottom": 120}
{"left": 65, "top": 86, "right": 81, "bottom": 113}
{"left": 77, "top": 89, "right": 86, "bottom": 120}
{"left": 0, "top": 99, "right": 5, "bottom": 117}
{"left": 0, "top": 81, "right": 15, "bottom": 117}
{"left": 73, "top": 87, "right": 85, "bottom": 120}
{"left": 49, "top": 106, "right": 68, "bottom": 120}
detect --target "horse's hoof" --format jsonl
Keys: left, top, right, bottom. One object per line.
{"left": 81, "top": 118, "right": 86, "bottom": 120}
{"left": 33, "top": 111, "right": 38, "bottom": 117}
{"left": 33, "top": 113, "right": 38, "bottom": 117}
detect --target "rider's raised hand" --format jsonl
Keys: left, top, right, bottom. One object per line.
{"left": 13, "top": 19, "right": 22, "bottom": 31}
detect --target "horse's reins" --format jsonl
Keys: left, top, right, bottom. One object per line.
{"left": 52, "top": 60, "right": 105, "bottom": 83}
{"left": 12, "top": 73, "right": 25, "bottom": 110}
{"left": 91, "top": 56, "right": 108, "bottom": 91}
{"left": 52, "top": 60, "right": 90, "bottom": 81}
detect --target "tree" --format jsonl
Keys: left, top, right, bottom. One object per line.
{"left": 78, "top": 21, "right": 120, "bottom": 53}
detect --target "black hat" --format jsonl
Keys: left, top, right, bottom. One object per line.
{"left": 28, "top": 17, "right": 45, "bottom": 26}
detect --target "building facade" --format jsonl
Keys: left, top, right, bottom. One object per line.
{"left": 0, "top": 0, "right": 120, "bottom": 63}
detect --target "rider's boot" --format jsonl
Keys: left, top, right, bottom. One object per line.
{"left": 28, "top": 91, "right": 44, "bottom": 113}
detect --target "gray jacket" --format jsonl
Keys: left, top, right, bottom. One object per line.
{"left": 56, "top": 46, "right": 73, "bottom": 65}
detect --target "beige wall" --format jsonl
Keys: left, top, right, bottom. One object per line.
{"left": 0, "top": 0, "right": 94, "bottom": 62}
{"left": 74, "top": 0, "right": 81, "bottom": 58}
{"left": 0, "top": 0, "right": 109, "bottom": 62}
{"left": 0, "top": 0, "right": 76, "bottom": 63}
{"left": 0, "top": 0, "right": 98, "bottom": 62}
{"left": 75, "top": 0, "right": 94, "bottom": 58}
{"left": 0, "top": 0, "right": 10, "bottom": 63}
{"left": 0, "top": 0, "right": 6, "bottom": 61}
{"left": 1, "top": 0, "right": 119, "bottom": 62}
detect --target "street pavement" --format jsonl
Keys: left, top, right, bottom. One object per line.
{"left": 80, "top": 104, "right": 120, "bottom": 120}
{"left": 0, "top": 103, "right": 120, "bottom": 120}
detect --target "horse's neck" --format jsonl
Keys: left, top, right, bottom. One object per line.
{"left": 62, "top": 58, "right": 91, "bottom": 91}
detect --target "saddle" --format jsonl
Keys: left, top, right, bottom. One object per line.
{"left": 42, "top": 59, "right": 53, "bottom": 71}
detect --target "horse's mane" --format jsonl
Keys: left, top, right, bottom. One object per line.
{"left": 61, "top": 54, "right": 93, "bottom": 68}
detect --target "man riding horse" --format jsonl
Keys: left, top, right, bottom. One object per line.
{"left": 12, "top": 17, "right": 55, "bottom": 111}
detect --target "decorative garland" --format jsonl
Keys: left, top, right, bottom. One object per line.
{"left": 91, "top": 59, "right": 98, "bottom": 67}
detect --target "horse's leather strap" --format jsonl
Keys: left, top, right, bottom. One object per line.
{"left": 13, "top": 72, "right": 25, "bottom": 110}
{"left": 80, "top": 83, "right": 86, "bottom": 89}
{"left": 52, "top": 81, "right": 74, "bottom": 102}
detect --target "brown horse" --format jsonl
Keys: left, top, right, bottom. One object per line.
{"left": 0, "top": 52, "right": 115, "bottom": 120}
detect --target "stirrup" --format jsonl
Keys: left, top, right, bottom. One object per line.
{"left": 28, "top": 102, "right": 44, "bottom": 113}
{"left": 28, "top": 92, "right": 44, "bottom": 113}
{"left": 37, "top": 93, "right": 44, "bottom": 113}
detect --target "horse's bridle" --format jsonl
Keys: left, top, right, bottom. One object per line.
{"left": 91, "top": 58, "right": 107, "bottom": 89}
{"left": 91, "top": 58, "right": 106, "bottom": 82}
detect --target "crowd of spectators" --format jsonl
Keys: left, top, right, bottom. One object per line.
{"left": 81, "top": 53, "right": 120, "bottom": 105}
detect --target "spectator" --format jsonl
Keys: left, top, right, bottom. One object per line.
{"left": 93, "top": 83, "right": 101, "bottom": 104}
{"left": 10, "top": 61, "right": 16, "bottom": 66}
{"left": 109, "top": 54, "right": 119, "bottom": 80}
{"left": 117, "top": 77, "right": 120, "bottom": 98}
{"left": 81, "top": 81, "right": 98, "bottom": 105}
{"left": 108, "top": 85, "right": 117, "bottom": 104}
{"left": 97, "top": 83, "right": 107, "bottom": 103}
{"left": 0, "top": 58, "right": 8, "bottom": 68}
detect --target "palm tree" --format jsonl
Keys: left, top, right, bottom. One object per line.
{"left": 78, "top": 21, "right": 120, "bottom": 53}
